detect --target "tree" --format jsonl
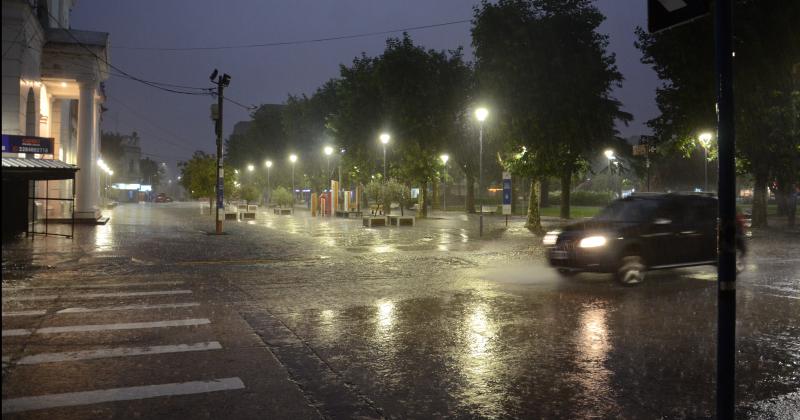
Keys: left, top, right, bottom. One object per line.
{"left": 328, "top": 35, "right": 471, "bottom": 217}
{"left": 178, "top": 151, "right": 216, "bottom": 210}
{"left": 472, "top": 0, "right": 631, "bottom": 228}
{"left": 636, "top": 1, "right": 800, "bottom": 227}
{"left": 139, "top": 157, "right": 164, "bottom": 189}
{"left": 383, "top": 179, "right": 412, "bottom": 216}
{"left": 271, "top": 186, "right": 293, "bottom": 208}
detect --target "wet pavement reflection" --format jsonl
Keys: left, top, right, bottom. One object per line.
{"left": 2, "top": 202, "right": 798, "bottom": 418}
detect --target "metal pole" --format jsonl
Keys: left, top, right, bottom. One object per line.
{"left": 479, "top": 123, "right": 484, "bottom": 236}
{"left": 267, "top": 167, "right": 270, "bottom": 205}
{"left": 442, "top": 163, "right": 447, "bottom": 212}
{"left": 215, "top": 79, "right": 224, "bottom": 234}
{"left": 715, "top": 0, "right": 736, "bottom": 418}
{"left": 338, "top": 158, "right": 343, "bottom": 211}
{"left": 383, "top": 145, "right": 387, "bottom": 179}
{"left": 291, "top": 164, "right": 295, "bottom": 206}
{"left": 704, "top": 146, "right": 709, "bottom": 192}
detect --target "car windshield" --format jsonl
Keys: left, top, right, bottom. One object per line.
{"left": 594, "top": 199, "right": 659, "bottom": 222}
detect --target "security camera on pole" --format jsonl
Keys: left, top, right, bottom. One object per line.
{"left": 210, "top": 69, "right": 231, "bottom": 235}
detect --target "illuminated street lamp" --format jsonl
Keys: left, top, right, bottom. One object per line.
{"left": 379, "top": 133, "right": 390, "bottom": 179}
{"left": 324, "top": 146, "right": 334, "bottom": 179}
{"left": 440, "top": 154, "right": 449, "bottom": 212}
{"left": 474, "top": 107, "right": 489, "bottom": 235}
{"left": 264, "top": 160, "right": 272, "bottom": 204}
{"left": 698, "top": 132, "right": 713, "bottom": 191}
{"left": 289, "top": 154, "right": 298, "bottom": 204}
{"left": 604, "top": 149, "right": 616, "bottom": 196}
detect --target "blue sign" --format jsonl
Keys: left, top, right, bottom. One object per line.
{"left": 502, "top": 171, "right": 512, "bottom": 215}
{"left": 2, "top": 134, "right": 54, "bottom": 155}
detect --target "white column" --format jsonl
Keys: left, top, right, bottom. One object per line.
{"left": 75, "top": 79, "right": 99, "bottom": 219}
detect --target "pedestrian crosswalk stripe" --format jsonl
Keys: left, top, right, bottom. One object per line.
{"left": 1, "top": 377, "right": 246, "bottom": 413}
{"left": 35, "top": 318, "right": 210, "bottom": 334}
{"left": 11, "top": 341, "right": 223, "bottom": 365}
{"left": 2, "top": 329, "right": 32, "bottom": 337}
{"left": 2, "top": 281, "right": 185, "bottom": 290}
{"left": 56, "top": 302, "right": 200, "bottom": 314}
{"left": 2, "top": 310, "right": 47, "bottom": 317}
{"left": 2, "top": 290, "right": 192, "bottom": 302}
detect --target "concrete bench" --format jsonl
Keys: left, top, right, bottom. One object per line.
{"left": 225, "top": 212, "right": 239, "bottom": 221}
{"left": 336, "top": 210, "right": 363, "bottom": 218}
{"left": 273, "top": 208, "right": 293, "bottom": 215}
{"left": 362, "top": 216, "right": 387, "bottom": 227}
{"left": 388, "top": 215, "right": 415, "bottom": 227}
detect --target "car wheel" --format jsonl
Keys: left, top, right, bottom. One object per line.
{"left": 617, "top": 256, "right": 646, "bottom": 285}
{"left": 557, "top": 268, "right": 578, "bottom": 277}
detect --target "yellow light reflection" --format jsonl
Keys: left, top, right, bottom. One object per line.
{"left": 372, "top": 245, "right": 394, "bottom": 253}
{"left": 377, "top": 300, "right": 395, "bottom": 330}
{"left": 94, "top": 223, "right": 113, "bottom": 251}
{"left": 575, "top": 304, "right": 616, "bottom": 408}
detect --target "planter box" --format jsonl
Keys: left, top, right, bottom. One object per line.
{"left": 273, "top": 208, "right": 293, "bottom": 215}
{"left": 388, "top": 215, "right": 415, "bottom": 227}
{"left": 225, "top": 212, "right": 239, "bottom": 221}
{"left": 241, "top": 212, "right": 256, "bottom": 219}
{"left": 362, "top": 216, "right": 387, "bottom": 227}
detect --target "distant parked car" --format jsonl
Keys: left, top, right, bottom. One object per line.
{"left": 154, "top": 193, "right": 173, "bottom": 203}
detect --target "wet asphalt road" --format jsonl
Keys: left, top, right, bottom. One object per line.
{"left": 2, "top": 202, "right": 799, "bottom": 419}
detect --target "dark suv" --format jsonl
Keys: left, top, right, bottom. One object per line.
{"left": 544, "top": 193, "right": 743, "bottom": 285}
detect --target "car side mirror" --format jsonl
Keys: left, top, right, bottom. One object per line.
{"left": 653, "top": 218, "right": 672, "bottom": 225}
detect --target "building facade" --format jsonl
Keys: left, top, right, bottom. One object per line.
{"left": 2, "top": 0, "right": 110, "bottom": 226}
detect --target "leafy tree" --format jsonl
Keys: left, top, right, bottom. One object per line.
{"left": 139, "top": 157, "right": 164, "bottom": 189}
{"left": 328, "top": 35, "right": 471, "bottom": 217}
{"left": 472, "top": 0, "right": 631, "bottom": 228}
{"left": 271, "top": 186, "right": 293, "bottom": 208}
{"left": 178, "top": 151, "right": 235, "bottom": 211}
{"left": 636, "top": 1, "right": 800, "bottom": 227}
{"left": 383, "top": 178, "right": 412, "bottom": 216}
{"left": 178, "top": 151, "right": 216, "bottom": 210}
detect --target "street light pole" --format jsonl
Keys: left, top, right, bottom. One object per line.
{"left": 699, "top": 132, "right": 712, "bottom": 192}
{"left": 379, "top": 133, "right": 390, "bottom": 180}
{"left": 290, "top": 154, "right": 297, "bottom": 206}
{"left": 475, "top": 107, "right": 488, "bottom": 236}
{"left": 440, "top": 154, "right": 449, "bottom": 212}
{"left": 265, "top": 160, "right": 272, "bottom": 205}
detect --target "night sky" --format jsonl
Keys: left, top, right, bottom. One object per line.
{"left": 70, "top": 0, "right": 659, "bottom": 175}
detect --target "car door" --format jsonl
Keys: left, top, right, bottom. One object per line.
{"left": 640, "top": 200, "right": 682, "bottom": 267}
{"left": 667, "top": 198, "right": 716, "bottom": 264}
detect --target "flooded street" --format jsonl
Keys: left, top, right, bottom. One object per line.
{"left": 3, "top": 203, "right": 799, "bottom": 419}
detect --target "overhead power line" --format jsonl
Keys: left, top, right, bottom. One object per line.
{"left": 112, "top": 18, "right": 472, "bottom": 51}
{"left": 44, "top": 9, "right": 211, "bottom": 95}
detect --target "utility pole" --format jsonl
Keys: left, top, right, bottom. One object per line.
{"left": 714, "top": 0, "right": 737, "bottom": 417}
{"left": 210, "top": 69, "right": 231, "bottom": 235}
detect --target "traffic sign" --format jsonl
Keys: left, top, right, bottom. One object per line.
{"left": 648, "top": 0, "right": 709, "bottom": 33}
{"left": 502, "top": 172, "right": 512, "bottom": 215}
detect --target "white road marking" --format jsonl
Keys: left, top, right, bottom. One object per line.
{"left": 1, "top": 377, "right": 245, "bottom": 413}
{"left": 2, "top": 290, "right": 192, "bottom": 302}
{"left": 2, "top": 281, "right": 185, "bottom": 290}
{"left": 2, "top": 310, "right": 47, "bottom": 317}
{"left": 14, "top": 341, "right": 223, "bottom": 365}
{"left": 2, "top": 329, "right": 32, "bottom": 337}
{"left": 56, "top": 302, "right": 200, "bottom": 314}
{"left": 35, "top": 318, "right": 210, "bottom": 334}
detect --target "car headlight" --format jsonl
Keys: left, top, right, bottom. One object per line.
{"left": 578, "top": 235, "right": 607, "bottom": 248}
{"left": 542, "top": 230, "right": 560, "bottom": 246}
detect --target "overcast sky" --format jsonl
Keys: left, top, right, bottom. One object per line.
{"left": 70, "top": 0, "right": 660, "bottom": 175}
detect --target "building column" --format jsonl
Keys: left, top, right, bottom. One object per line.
{"left": 75, "top": 79, "right": 99, "bottom": 219}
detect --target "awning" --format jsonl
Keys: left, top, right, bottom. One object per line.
{"left": 2, "top": 157, "right": 78, "bottom": 180}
